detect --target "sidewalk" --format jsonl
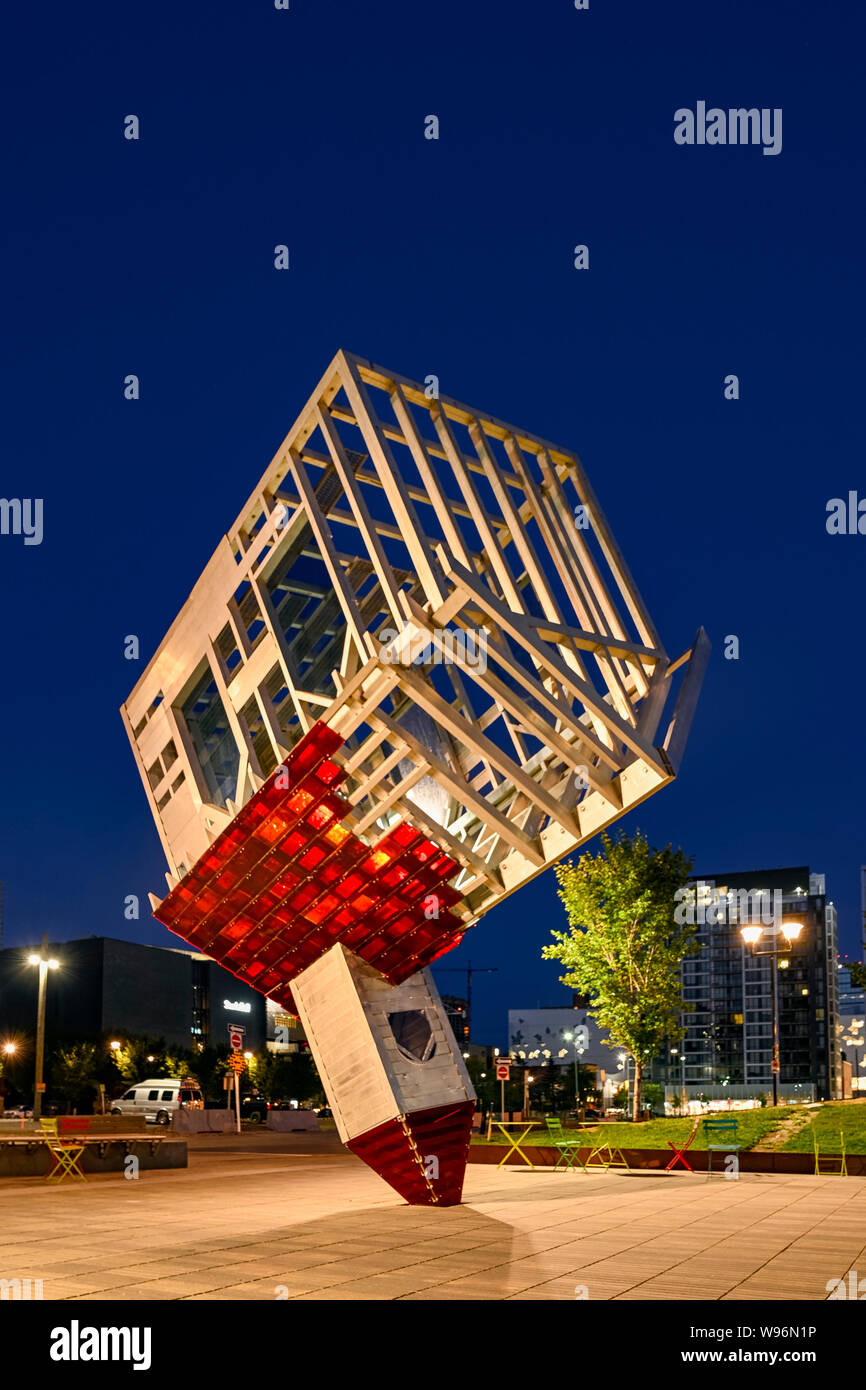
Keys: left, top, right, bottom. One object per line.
{"left": 1, "top": 1139, "right": 864, "bottom": 1301}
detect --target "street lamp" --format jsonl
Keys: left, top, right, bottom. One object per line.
{"left": 0, "top": 1042, "right": 16, "bottom": 1119}
{"left": 27, "top": 944, "right": 59, "bottom": 1121}
{"left": 842, "top": 1019, "right": 864, "bottom": 1094}
{"left": 740, "top": 919, "right": 804, "bottom": 1107}
{"left": 523, "top": 1071, "right": 534, "bottom": 1120}
{"left": 563, "top": 1030, "right": 587, "bottom": 1113}
{"left": 616, "top": 1051, "right": 629, "bottom": 1110}
{"left": 670, "top": 1047, "right": 686, "bottom": 1113}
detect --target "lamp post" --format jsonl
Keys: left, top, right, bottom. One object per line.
{"left": 523, "top": 1071, "right": 534, "bottom": 1121}
{"left": 617, "top": 1051, "right": 630, "bottom": 1112}
{"left": 563, "top": 1029, "right": 587, "bottom": 1112}
{"left": 28, "top": 939, "right": 59, "bottom": 1121}
{"left": 0, "top": 1042, "right": 16, "bottom": 1117}
{"left": 671, "top": 1047, "right": 686, "bottom": 1114}
{"left": 740, "top": 918, "right": 803, "bottom": 1108}
{"left": 842, "top": 1019, "right": 864, "bottom": 1094}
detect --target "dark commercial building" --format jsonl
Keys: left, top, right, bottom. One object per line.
{"left": 0, "top": 936, "right": 287, "bottom": 1053}
{"left": 441, "top": 995, "right": 470, "bottom": 1046}
{"left": 669, "top": 867, "right": 840, "bottom": 1102}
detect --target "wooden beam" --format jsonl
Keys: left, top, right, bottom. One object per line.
{"left": 392, "top": 663, "right": 584, "bottom": 843}
{"left": 367, "top": 709, "right": 545, "bottom": 868}
{"left": 338, "top": 354, "right": 447, "bottom": 608}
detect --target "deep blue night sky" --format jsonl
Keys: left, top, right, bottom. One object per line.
{"left": 1, "top": 1, "right": 864, "bottom": 1044}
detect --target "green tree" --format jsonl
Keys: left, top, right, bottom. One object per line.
{"left": 848, "top": 961, "right": 866, "bottom": 989}
{"left": 161, "top": 1046, "right": 197, "bottom": 1080}
{"left": 110, "top": 1035, "right": 167, "bottom": 1085}
{"left": 543, "top": 830, "right": 697, "bottom": 1121}
{"left": 191, "top": 1046, "right": 231, "bottom": 1102}
{"left": 643, "top": 1082, "right": 664, "bottom": 1115}
{"left": 464, "top": 1055, "right": 495, "bottom": 1121}
{"left": 242, "top": 1050, "right": 321, "bottom": 1105}
{"left": 52, "top": 1043, "right": 99, "bottom": 1113}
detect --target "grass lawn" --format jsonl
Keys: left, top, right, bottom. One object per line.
{"left": 780, "top": 1101, "right": 866, "bottom": 1153}
{"left": 473, "top": 1108, "right": 794, "bottom": 1152}
{"left": 473, "top": 1102, "right": 866, "bottom": 1153}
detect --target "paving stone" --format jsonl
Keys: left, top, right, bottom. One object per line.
{"left": 2, "top": 1142, "right": 864, "bottom": 1302}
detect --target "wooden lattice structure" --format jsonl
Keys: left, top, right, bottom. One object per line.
{"left": 122, "top": 350, "right": 707, "bottom": 1205}
{"left": 122, "top": 349, "right": 708, "bottom": 928}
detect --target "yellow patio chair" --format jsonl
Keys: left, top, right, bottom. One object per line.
{"left": 40, "top": 1117, "right": 88, "bottom": 1183}
{"left": 813, "top": 1129, "right": 847, "bottom": 1177}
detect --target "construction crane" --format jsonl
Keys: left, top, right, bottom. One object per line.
{"left": 433, "top": 959, "right": 498, "bottom": 1044}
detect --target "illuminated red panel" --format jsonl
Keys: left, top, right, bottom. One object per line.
{"left": 152, "top": 720, "right": 468, "bottom": 1009}
{"left": 346, "top": 1101, "right": 475, "bottom": 1206}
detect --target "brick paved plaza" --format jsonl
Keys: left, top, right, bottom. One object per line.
{"left": 2, "top": 1134, "right": 865, "bottom": 1301}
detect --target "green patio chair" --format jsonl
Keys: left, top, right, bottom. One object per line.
{"left": 545, "top": 1116, "right": 583, "bottom": 1170}
{"left": 703, "top": 1116, "right": 740, "bottom": 1177}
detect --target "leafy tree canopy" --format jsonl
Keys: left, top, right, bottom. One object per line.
{"left": 543, "top": 830, "right": 697, "bottom": 1119}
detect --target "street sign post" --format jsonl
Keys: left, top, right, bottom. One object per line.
{"left": 496, "top": 1061, "right": 510, "bottom": 1119}
{"left": 227, "top": 1051, "right": 246, "bottom": 1131}
{"left": 227, "top": 1030, "right": 246, "bottom": 1131}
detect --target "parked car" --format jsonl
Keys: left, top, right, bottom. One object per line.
{"left": 0, "top": 1106, "right": 33, "bottom": 1119}
{"left": 240, "top": 1093, "right": 270, "bottom": 1124}
{"left": 111, "top": 1077, "right": 204, "bottom": 1125}
{"left": 240, "top": 1094, "right": 293, "bottom": 1123}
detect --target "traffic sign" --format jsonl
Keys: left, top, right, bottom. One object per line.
{"left": 228, "top": 1023, "right": 245, "bottom": 1050}
{"left": 495, "top": 1063, "right": 510, "bottom": 1081}
{"left": 227, "top": 1052, "right": 246, "bottom": 1074}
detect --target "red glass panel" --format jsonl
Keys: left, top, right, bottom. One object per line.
{"left": 380, "top": 865, "right": 409, "bottom": 887}
{"left": 253, "top": 815, "right": 290, "bottom": 845}
{"left": 298, "top": 846, "right": 326, "bottom": 870}
{"left": 335, "top": 872, "right": 365, "bottom": 899}
{"left": 389, "top": 823, "right": 419, "bottom": 848}
{"left": 154, "top": 719, "right": 469, "bottom": 996}
{"left": 361, "top": 850, "right": 390, "bottom": 875}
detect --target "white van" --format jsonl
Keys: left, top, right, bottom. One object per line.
{"left": 111, "top": 1077, "right": 204, "bottom": 1125}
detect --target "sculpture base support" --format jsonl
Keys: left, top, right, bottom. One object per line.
{"left": 347, "top": 1101, "right": 475, "bottom": 1207}
{"left": 291, "top": 943, "right": 476, "bottom": 1206}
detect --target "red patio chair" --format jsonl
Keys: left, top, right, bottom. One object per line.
{"left": 665, "top": 1114, "right": 701, "bottom": 1172}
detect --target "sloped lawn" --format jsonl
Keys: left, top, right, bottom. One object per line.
{"left": 473, "top": 1107, "right": 793, "bottom": 1151}
{"left": 780, "top": 1101, "right": 866, "bottom": 1154}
